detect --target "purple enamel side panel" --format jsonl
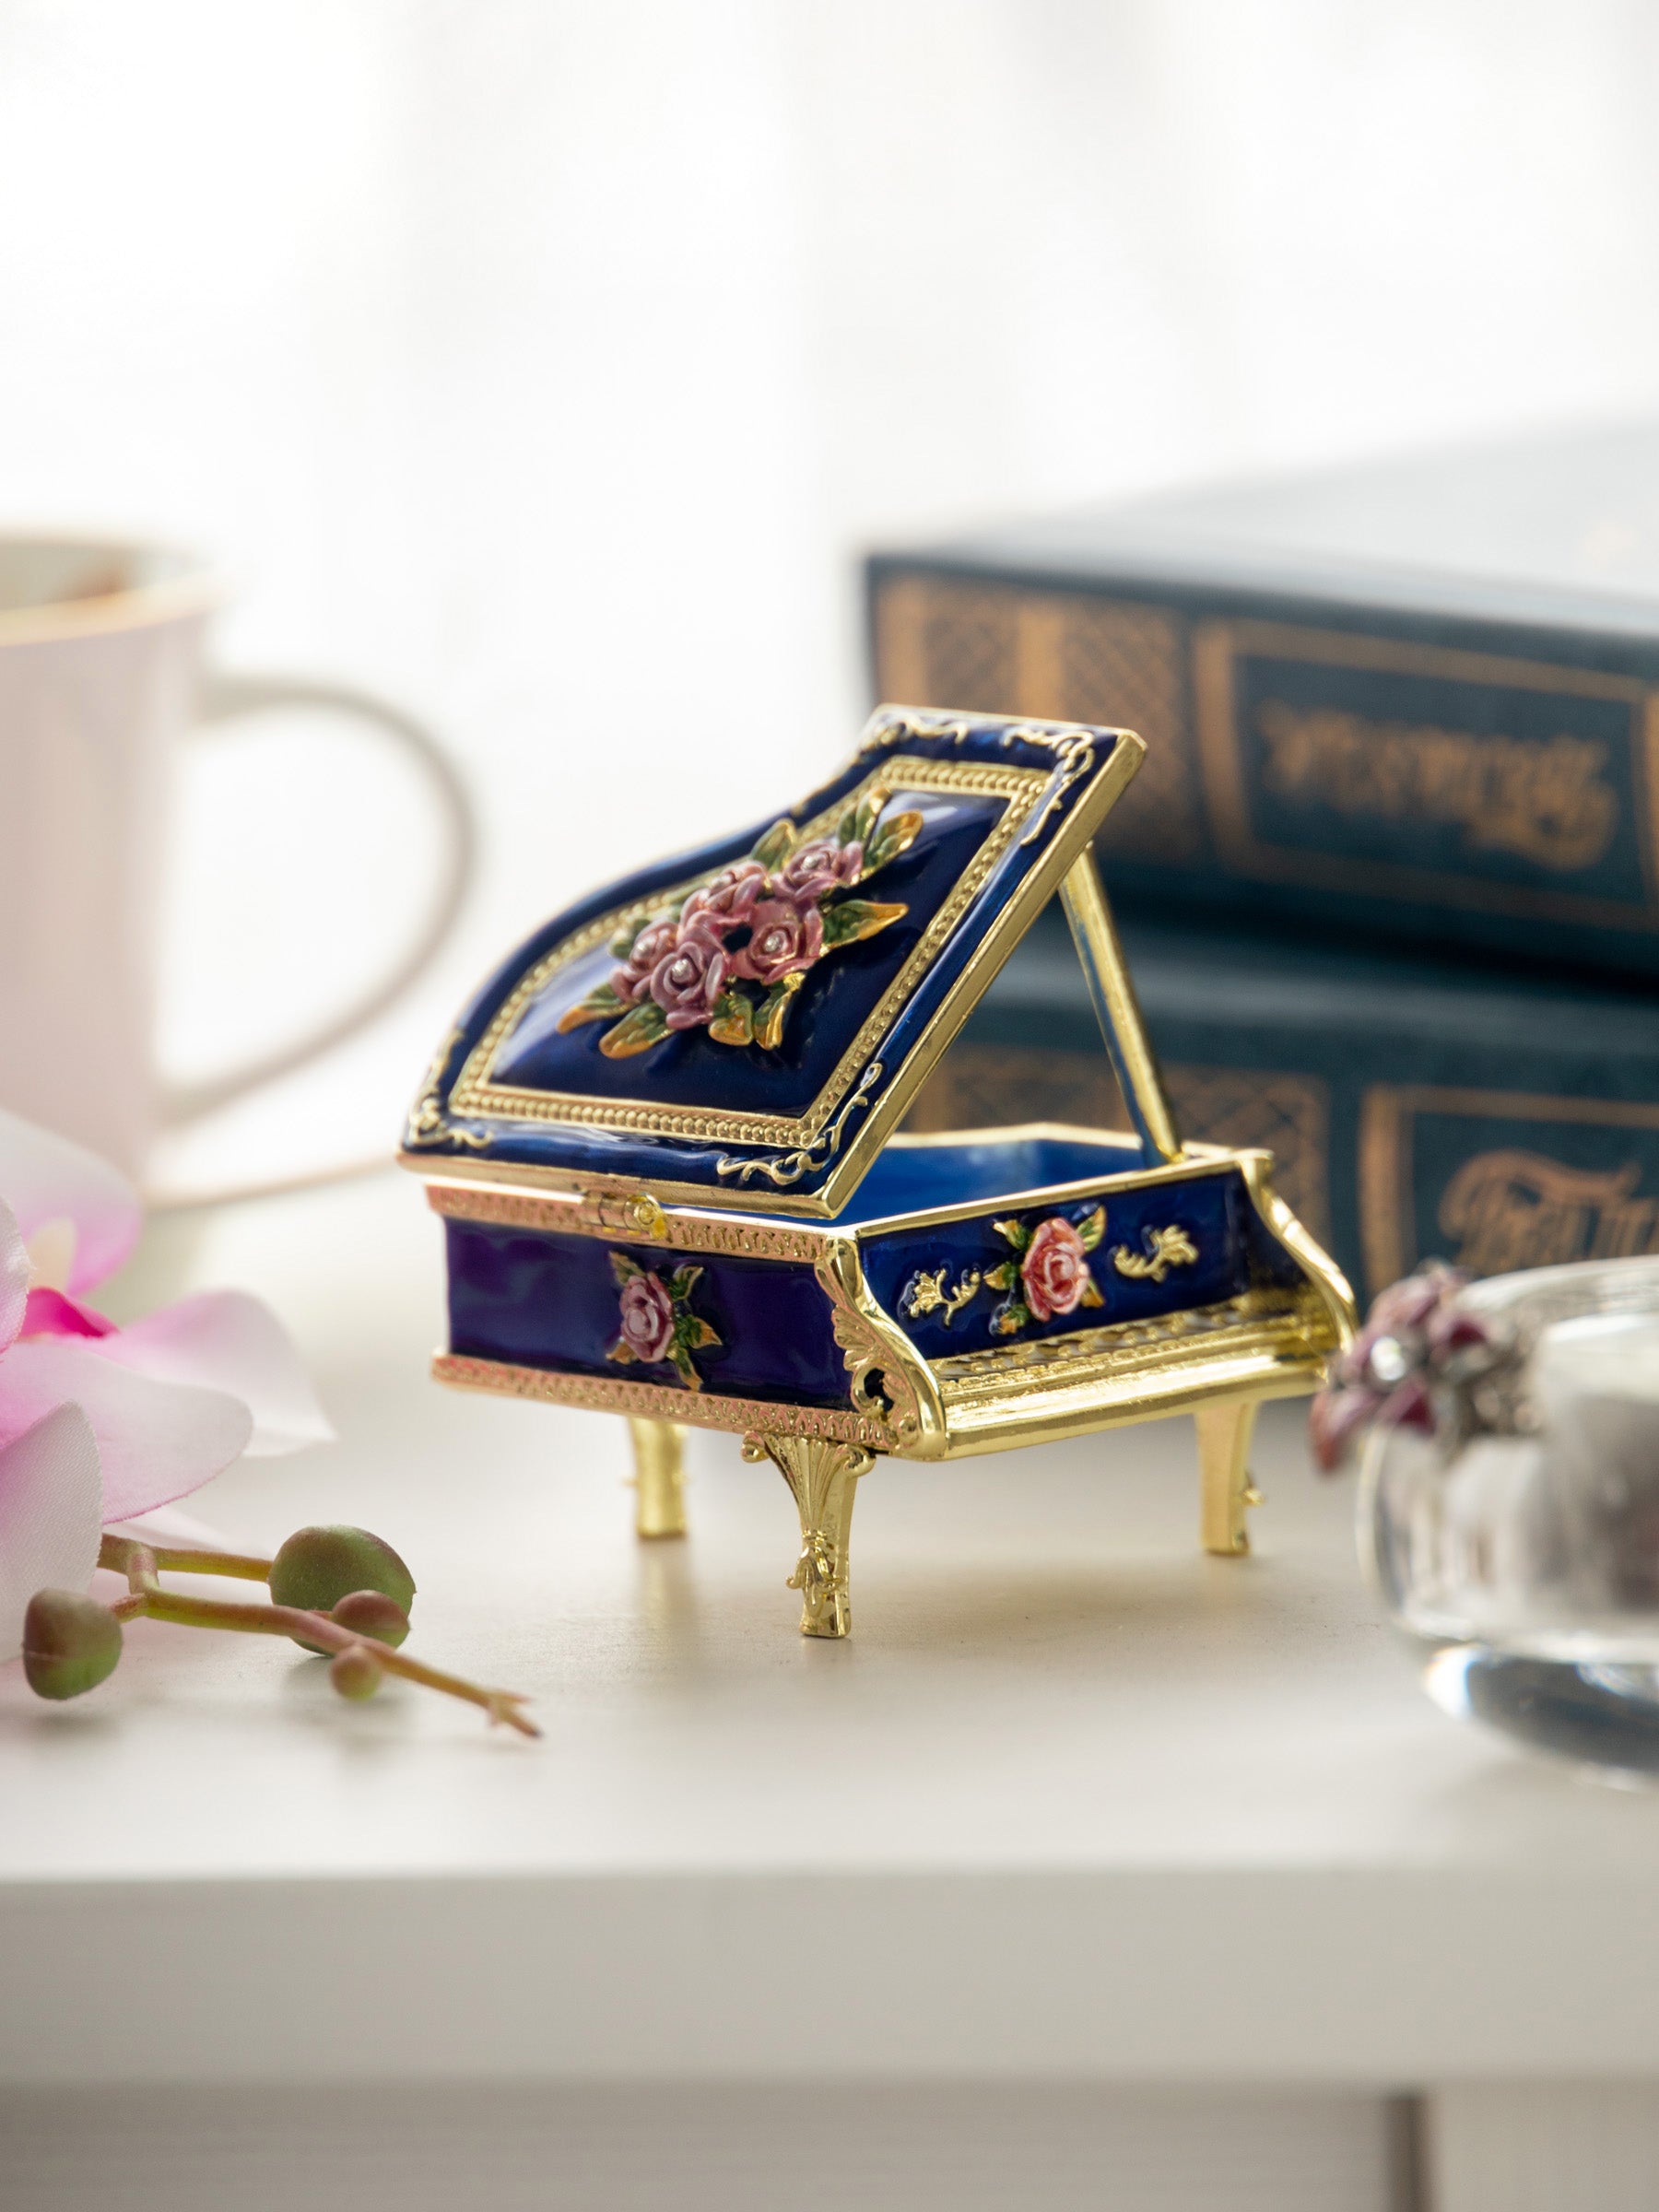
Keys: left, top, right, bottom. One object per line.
{"left": 444, "top": 1220, "right": 852, "bottom": 1409}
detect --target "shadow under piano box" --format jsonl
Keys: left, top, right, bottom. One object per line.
{"left": 907, "top": 905, "right": 1659, "bottom": 1301}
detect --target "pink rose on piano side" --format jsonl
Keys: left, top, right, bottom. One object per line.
{"left": 1020, "top": 1216, "right": 1093, "bottom": 1322}
{"left": 616, "top": 1270, "right": 676, "bottom": 1364}
{"left": 0, "top": 1110, "right": 333, "bottom": 1663}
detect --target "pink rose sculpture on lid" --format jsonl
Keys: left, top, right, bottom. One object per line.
{"left": 730, "top": 898, "right": 823, "bottom": 987}
{"left": 560, "top": 784, "right": 920, "bottom": 1058}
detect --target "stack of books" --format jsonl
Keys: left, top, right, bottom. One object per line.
{"left": 871, "top": 425, "right": 1659, "bottom": 1299}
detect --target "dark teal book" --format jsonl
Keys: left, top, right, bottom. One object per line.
{"left": 869, "top": 422, "right": 1659, "bottom": 980}
{"left": 904, "top": 904, "right": 1659, "bottom": 1301}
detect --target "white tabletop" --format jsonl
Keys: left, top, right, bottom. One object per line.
{"left": 4, "top": 1170, "right": 1657, "bottom": 2092}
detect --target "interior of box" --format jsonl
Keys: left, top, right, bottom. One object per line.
{"left": 830, "top": 1126, "right": 1143, "bottom": 1225}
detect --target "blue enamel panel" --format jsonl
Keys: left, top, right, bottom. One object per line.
{"left": 856, "top": 1164, "right": 1265, "bottom": 1360}
{"left": 443, "top": 1221, "right": 849, "bottom": 1407}
{"left": 414, "top": 714, "right": 1129, "bottom": 1206}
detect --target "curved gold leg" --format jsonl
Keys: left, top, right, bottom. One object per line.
{"left": 1195, "top": 1396, "right": 1264, "bottom": 1557}
{"left": 628, "top": 1417, "right": 687, "bottom": 1540}
{"left": 743, "top": 1432, "right": 874, "bottom": 1637}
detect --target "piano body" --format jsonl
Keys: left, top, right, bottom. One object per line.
{"left": 402, "top": 708, "right": 1355, "bottom": 1637}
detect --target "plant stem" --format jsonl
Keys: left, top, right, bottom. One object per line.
{"left": 97, "top": 1535, "right": 538, "bottom": 1738}
{"left": 146, "top": 1546, "right": 274, "bottom": 1583}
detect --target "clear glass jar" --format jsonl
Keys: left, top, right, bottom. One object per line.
{"left": 1357, "top": 1254, "right": 1659, "bottom": 1773}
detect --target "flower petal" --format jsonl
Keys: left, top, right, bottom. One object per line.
{"left": 20, "top": 1287, "right": 117, "bottom": 1340}
{"left": 0, "top": 1109, "right": 141, "bottom": 1294}
{"left": 0, "top": 1404, "right": 102, "bottom": 1660}
{"left": 0, "top": 1340, "right": 251, "bottom": 1522}
{"left": 89, "top": 1291, "right": 333, "bottom": 1457}
{"left": 0, "top": 1198, "right": 29, "bottom": 1357}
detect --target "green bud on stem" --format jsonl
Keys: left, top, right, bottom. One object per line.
{"left": 328, "top": 1643, "right": 383, "bottom": 1700}
{"left": 269, "top": 1526, "right": 416, "bottom": 1653}
{"left": 22, "top": 1590, "right": 124, "bottom": 1700}
{"left": 331, "top": 1589, "right": 410, "bottom": 1649}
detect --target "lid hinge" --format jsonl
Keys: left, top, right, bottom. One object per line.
{"left": 576, "top": 1188, "right": 669, "bottom": 1241}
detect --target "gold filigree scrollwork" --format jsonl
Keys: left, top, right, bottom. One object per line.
{"left": 814, "top": 1239, "right": 942, "bottom": 1457}
{"left": 829, "top": 1303, "right": 921, "bottom": 1445}
{"left": 743, "top": 1431, "right": 875, "bottom": 1638}
{"left": 1112, "top": 1224, "right": 1199, "bottom": 1284}
{"left": 713, "top": 1060, "right": 883, "bottom": 1187}
{"left": 1007, "top": 724, "right": 1097, "bottom": 847}
{"left": 857, "top": 707, "right": 1101, "bottom": 847}
{"left": 405, "top": 1030, "right": 492, "bottom": 1151}
{"left": 902, "top": 1266, "right": 982, "bottom": 1325}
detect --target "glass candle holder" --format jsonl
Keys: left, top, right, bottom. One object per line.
{"left": 1358, "top": 1254, "right": 1659, "bottom": 1773}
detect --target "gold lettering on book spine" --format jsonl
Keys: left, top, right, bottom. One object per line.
{"left": 1439, "top": 1149, "right": 1659, "bottom": 1277}
{"left": 1254, "top": 702, "right": 1618, "bottom": 871}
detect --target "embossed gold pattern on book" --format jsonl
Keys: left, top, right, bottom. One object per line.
{"left": 871, "top": 572, "right": 1197, "bottom": 860}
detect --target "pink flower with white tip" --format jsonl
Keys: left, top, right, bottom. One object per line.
{"left": 0, "top": 1109, "right": 332, "bottom": 1662}
{"left": 1308, "top": 1260, "right": 1509, "bottom": 1472}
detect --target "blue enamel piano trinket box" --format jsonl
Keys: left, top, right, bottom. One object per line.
{"left": 402, "top": 708, "right": 1356, "bottom": 1637}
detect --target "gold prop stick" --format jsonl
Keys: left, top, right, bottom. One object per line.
{"left": 1059, "top": 850, "right": 1182, "bottom": 1168}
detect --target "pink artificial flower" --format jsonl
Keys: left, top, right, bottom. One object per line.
{"left": 648, "top": 925, "right": 729, "bottom": 1030}
{"left": 1308, "top": 1260, "right": 1482, "bottom": 1472}
{"left": 610, "top": 914, "right": 682, "bottom": 1005}
{"left": 679, "top": 860, "right": 767, "bottom": 934}
{"left": 616, "top": 1271, "right": 676, "bottom": 1364}
{"left": 729, "top": 898, "right": 823, "bottom": 987}
{"left": 1020, "top": 1216, "right": 1092, "bottom": 1322}
{"left": 0, "top": 1108, "right": 333, "bottom": 1660}
{"left": 771, "top": 838, "right": 862, "bottom": 903}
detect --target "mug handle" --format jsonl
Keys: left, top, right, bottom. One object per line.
{"left": 159, "top": 668, "right": 477, "bottom": 1127}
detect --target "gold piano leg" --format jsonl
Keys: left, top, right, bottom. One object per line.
{"left": 1195, "top": 1396, "right": 1264, "bottom": 1557}
{"left": 628, "top": 1417, "right": 687, "bottom": 1540}
{"left": 743, "top": 1433, "right": 874, "bottom": 1638}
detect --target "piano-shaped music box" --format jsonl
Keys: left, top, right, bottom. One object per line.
{"left": 401, "top": 708, "right": 1355, "bottom": 1638}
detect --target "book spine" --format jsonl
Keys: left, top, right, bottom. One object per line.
{"left": 869, "top": 561, "right": 1659, "bottom": 977}
{"left": 907, "top": 1040, "right": 1659, "bottom": 1305}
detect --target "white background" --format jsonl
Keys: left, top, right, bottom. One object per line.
{"left": 3, "top": 0, "right": 1657, "bottom": 1181}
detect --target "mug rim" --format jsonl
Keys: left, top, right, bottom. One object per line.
{"left": 0, "top": 530, "right": 221, "bottom": 645}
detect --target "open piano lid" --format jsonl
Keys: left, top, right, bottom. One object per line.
{"left": 401, "top": 707, "right": 1157, "bottom": 1217}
